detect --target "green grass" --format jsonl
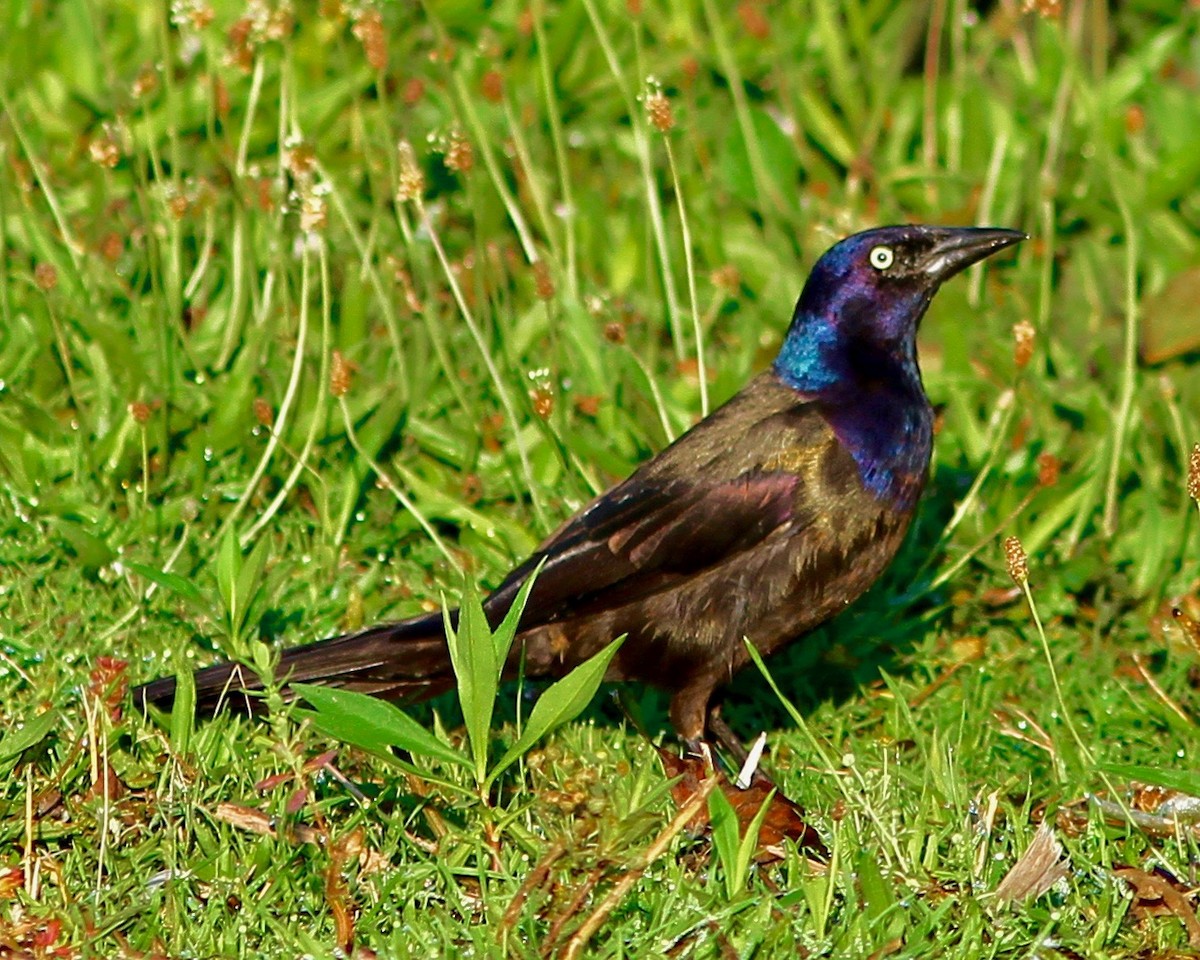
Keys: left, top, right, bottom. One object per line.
{"left": 2, "top": 0, "right": 1199, "bottom": 956}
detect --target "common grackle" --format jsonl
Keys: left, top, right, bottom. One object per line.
{"left": 137, "top": 225, "right": 1024, "bottom": 755}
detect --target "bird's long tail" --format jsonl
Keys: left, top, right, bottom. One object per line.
{"left": 134, "top": 612, "right": 453, "bottom": 715}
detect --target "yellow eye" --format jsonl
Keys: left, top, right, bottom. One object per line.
{"left": 869, "top": 246, "right": 894, "bottom": 270}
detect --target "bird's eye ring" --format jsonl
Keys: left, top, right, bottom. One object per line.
{"left": 869, "top": 246, "right": 894, "bottom": 270}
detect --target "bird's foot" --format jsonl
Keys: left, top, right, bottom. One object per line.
{"left": 671, "top": 733, "right": 826, "bottom": 857}
{"left": 682, "top": 731, "right": 774, "bottom": 790}
{"left": 705, "top": 706, "right": 775, "bottom": 788}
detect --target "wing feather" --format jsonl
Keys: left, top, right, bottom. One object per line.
{"left": 483, "top": 375, "right": 839, "bottom": 627}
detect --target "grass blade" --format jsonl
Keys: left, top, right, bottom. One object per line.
{"left": 170, "top": 656, "right": 195, "bottom": 758}
{"left": 125, "top": 562, "right": 204, "bottom": 604}
{"left": 444, "top": 577, "right": 498, "bottom": 785}
{"left": 707, "top": 783, "right": 742, "bottom": 899}
{"left": 292, "top": 683, "right": 465, "bottom": 768}
{"left": 488, "top": 634, "right": 625, "bottom": 787}
{"left": 0, "top": 709, "right": 57, "bottom": 763}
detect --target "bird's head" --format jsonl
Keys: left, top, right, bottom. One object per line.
{"left": 775, "top": 225, "right": 1025, "bottom": 394}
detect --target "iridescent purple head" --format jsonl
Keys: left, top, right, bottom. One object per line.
{"left": 774, "top": 225, "right": 1024, "bottom": 504}
{"left": 774, "top": 225, "right": 1025, "bottom": 395}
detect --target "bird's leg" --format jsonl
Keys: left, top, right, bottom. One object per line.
{"left": 672, "top": 678, "right": 765, "bottom": 786}
{"left": 705, "top": 703, "right": 748, "bottom": 768}
{"left": 671, "top": 674, "right": 719, "bottom": 761}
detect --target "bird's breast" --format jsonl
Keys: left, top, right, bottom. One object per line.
{"left": 820, "top": 387, "right": 934, "bottom": 508}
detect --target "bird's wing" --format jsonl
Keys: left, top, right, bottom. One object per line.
{"left": 484, "top": 375, "right": 847, "bottom": 624}
{"left": 483, "top": 472, "right": 807, "bottom": 624}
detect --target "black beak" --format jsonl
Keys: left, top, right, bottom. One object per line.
{"left": 919, "top": 227, "right": 1026, "bottom": 281}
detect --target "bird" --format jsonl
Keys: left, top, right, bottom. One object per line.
{"left": 136, "top": 224, "right": 1024, "bottom": 758}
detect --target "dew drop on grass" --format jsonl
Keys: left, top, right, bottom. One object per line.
{"left": 203, "top": 447, "right": 213, "bottom": 462}
{"left": 355, "top": 511, "right": 366, "bottom": 522}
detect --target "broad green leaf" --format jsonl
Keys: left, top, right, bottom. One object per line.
{"left": 488, "top": 634, "right": 625, "bottom": 786}
{"left": 710, "top": 782, "right": 776, "bottom": 897}
{"left": 126, "top": 562, "right": 204, "bottom": 604}
{"left": 857, "top": 845, "right": 895, "bottom": 923}
{"left": 735, "top": 787, "right": 777, "bottom": 894}
{"left": 708, "top": 783, "right": 743, "bottom": 899}
{"left": 292, "top": 683, "right": 465, "bottom": 768}
{"left": 171, "top": 656, "right": 195, "bottom": 757}
{"left": 0, "top": 709, "right": 57, "bottom": 762}
{"left": 492, "top": 560, "right": 545, "bottom": 665}
{"left": 49, "top": 518, "right": 114, "bottom": 571}
{"left": 215, "top": 531, "right": 239, "bottom": 616}
{"left": 446, "top": 565, "right": 545, "bottom": 786}
{"left": 215, "top": 533, "right": 267, "bottom": 643}
{"left": 445, "top": 578, "right": 497, "bottom": 783}
{"left": 235, "top": 537, "right": 270, "bottom": 632}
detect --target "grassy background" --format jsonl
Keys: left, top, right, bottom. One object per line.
{"left": 1, "top": 0, "right": 1199, "bottom": 956}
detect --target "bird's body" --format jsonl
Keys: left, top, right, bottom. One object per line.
{"left": 137, "top": 225, "right": 1023, "bottom": 750}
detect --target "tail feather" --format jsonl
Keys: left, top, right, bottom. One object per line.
{"left": 134, "top": 612, "right": 452, "bottom": 716}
